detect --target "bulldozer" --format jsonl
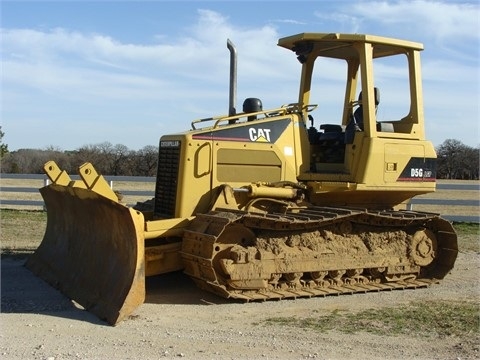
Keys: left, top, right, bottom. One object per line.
{"left": 26, "top": 33, "right": 458, "bottom": 325}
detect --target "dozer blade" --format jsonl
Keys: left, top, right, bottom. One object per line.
{"left": 25, "top": 162, "right": 146, "bottom": 325}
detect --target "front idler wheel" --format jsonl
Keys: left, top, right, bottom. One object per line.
{"left": 409, "top": 229, "right": 437, "bottom": 267}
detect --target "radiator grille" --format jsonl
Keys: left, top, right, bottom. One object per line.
{"left": 154, "top": 142, "right": 181, "bottom": 218}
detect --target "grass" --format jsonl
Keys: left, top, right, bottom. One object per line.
{"left": 263, "top": 300, "right": 479, "bottom": 338}
{"left": 454, "top": 222, "right": 480, "bottom": 235}
{"left": 1, "top": 209, "right": 47, "bottom": 256}
{"left": 453, "top": 222, "right": 480, "bottom": 252}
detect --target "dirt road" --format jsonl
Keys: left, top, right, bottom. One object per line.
{"left": 1, "top": 252, "right": 479, "bottom": 360}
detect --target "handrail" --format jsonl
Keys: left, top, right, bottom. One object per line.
{"left": 190, "top": 107, "right": 289, "bottom": 130}
{"left": 190, "top": 103, "right": 318, "bottom": 130}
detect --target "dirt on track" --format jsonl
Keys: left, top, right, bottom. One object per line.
{"left": 1, "top": 250, "right": 479, "bottom": 360}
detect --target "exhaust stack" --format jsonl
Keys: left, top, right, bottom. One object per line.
{"left": 227, "top": 39, "right": 237, "bottom": 116}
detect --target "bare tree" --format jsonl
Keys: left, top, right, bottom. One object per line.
{"left": 130, "top": 145, "right": 158, "bottom": 176}
{"left": 73, "top": 142, "right": 113, "bottom": 174}
{"left": 108, "top": 144, "right": 131, "bottom": 175}
{"left": 436, "top": 139, "right": 479, "bottom": 180}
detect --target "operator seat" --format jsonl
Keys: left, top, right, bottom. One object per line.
{"left": 345, "top": 87, "right": 380, "bottom": 143}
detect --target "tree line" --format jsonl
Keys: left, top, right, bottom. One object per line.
{"left": 0, "top": 135, "right": 479, "bottom": 180}
{"left": 1, "top": 142, "right": 159, "bottom": 177}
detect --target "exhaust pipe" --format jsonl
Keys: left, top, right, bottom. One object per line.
{"left": 227, "top": 39, "right": 237, "bottom": 116}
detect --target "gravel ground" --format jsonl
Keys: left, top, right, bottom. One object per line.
{"left": 1, "top": 252, "right": 479, "bottom": 360}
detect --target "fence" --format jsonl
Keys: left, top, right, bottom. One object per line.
{"left": 1, "top": 174, "right": 479, "bottom": 223}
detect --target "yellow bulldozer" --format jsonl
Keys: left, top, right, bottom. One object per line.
{"left": 26, "top": 33, "right": 458, "bottom": 325}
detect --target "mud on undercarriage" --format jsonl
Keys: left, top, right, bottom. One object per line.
{"left": 181, "top": 207, "right": 458, "bottom": 301}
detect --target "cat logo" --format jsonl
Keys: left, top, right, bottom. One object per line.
{"left": 249, "top": 128, "right": 271, "bottom": 142}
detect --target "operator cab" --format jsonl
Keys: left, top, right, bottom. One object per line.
{"left": 278, "top": 33, "right": 426, "bottom": 178}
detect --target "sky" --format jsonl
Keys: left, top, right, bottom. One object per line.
{"left": 1, "top": 0, "right": 479, "bottom": 151}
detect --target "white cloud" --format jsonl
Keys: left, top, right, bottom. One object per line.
{"left": 270, "top": 19, "right": 307, "bottom": 26}
{"left": 1, "top": 10, "right": 301, "bottom": 150}
{"left": 314, "top": 1, "right": 479, "bottom": 50}
{"left": 1, "top": 9, "right": 292, "bottom": 88}
{"left": 351, "top": 1, "right": 479, "bottom": 40}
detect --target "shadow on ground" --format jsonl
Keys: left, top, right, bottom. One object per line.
{"left": 1, "top": 256, "right": 231, "bottom": 325}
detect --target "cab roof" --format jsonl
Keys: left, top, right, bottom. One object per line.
{"left": 278, "top": 33, "right": 424, "bottom": 60}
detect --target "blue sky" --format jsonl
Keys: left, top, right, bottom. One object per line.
{"left": 1, "top": 0, "right": 479, "bottom": 151}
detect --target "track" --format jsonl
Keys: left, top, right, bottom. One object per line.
{"left": 181, "top": 206, "right": 458, "bottom": 301}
